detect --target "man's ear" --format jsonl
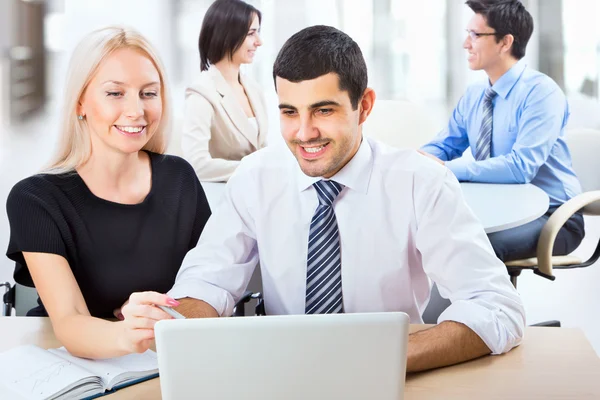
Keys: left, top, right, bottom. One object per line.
{"left": 500, "top": 34, "right": 515, "bottom": 55}
{"left": 358, "top": 88, "right": 376, "bottom": 125}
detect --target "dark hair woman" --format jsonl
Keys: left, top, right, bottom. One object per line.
{"left": 182, "top": 0, "right": 268, "bottom": 182}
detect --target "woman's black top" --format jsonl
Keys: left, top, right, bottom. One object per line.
{"left": 6, "top": 152, "right": 211, "bottom": 317}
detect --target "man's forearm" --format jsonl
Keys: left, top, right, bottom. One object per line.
{"left": 407, "top": 321, "right": 491, "bottom": 372}
{"left": 174, "top": 297, "right": 219, "bottom": 318}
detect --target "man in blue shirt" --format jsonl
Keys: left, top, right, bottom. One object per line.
{"left": 420, "top": 0, "right": 584, "bottom": 262}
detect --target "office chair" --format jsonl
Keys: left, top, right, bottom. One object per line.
{"left": 499, "top": 129, "right": 600, "bottom": 327}
{"left": 504, "top": 128, "right": 600, "bottom": 287}
{"left": 1, "top": 283, "right": 40, "bottom": 317}
{"left": 232, "top": 291, "right": 265, "bottom": 316}
{"left": 2, "top": 282, "right": 13, "bottom": 316}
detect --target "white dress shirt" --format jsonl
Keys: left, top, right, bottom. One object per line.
{"left": 169, "top": 137, "right": 525, "bottom": 354}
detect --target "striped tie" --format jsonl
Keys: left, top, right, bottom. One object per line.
{"left": 305, "top": 180, "right": 344, "bottom": 314}
{"left": 475, "top": 87, "right": 498, "bottom": 161}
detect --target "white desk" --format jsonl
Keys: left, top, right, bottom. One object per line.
{"left": 2, "top": 318, "right": 600, "bottom": 399}
{"left": 460, "top": 182, "right": 549, "bottom": 233}
{"left": 201, "top": 181, "right": 550, "bottom": 234}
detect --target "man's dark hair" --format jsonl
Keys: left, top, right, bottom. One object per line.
{"left": 273, "top": 25, "right": 368, "bottom": 110}
{"left": 198, "top": 0, "right": 261, "bottom": 71}
{"left": 466, "top": 0, "right": 533, "bottom": 60}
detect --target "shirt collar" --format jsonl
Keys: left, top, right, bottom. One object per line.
{"left": 296, "top": 137, "right": 373, "bottom": 195}
{"left": 490, "top": 59, "right": 527, "bottom": 99}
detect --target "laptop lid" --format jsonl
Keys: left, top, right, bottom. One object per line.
{"left": 155, "top": 312, "right": 409, "bottom": 400}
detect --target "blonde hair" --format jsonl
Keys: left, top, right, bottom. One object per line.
{"left": 46, "top": 26, "right": 172, "bottom": 174}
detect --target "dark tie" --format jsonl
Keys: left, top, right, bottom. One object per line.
{"left": 305, "top": 180, "right": 344, "bottom": 314}
{"left": 475, "top": 87, "right": 498, "bottom": 161}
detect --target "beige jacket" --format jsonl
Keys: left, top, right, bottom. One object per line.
{"left": 182, "top": 66, "right": 268, "bottom": 182}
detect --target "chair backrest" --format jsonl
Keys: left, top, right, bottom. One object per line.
{"left": 362, "top": 99, "right": 439, "bottom": 149}
{"left": 422, "top": 283, "right": 451, "bottom": 324}
{"left": 1, "top": 282, "right": 12, "bottom": 316}
{"left": 15, "top": 283, "right": 38, "bottom": 316}
{"left": 3, "top": 283, "right": 39, "bottom": 316}
{"left": 567, "top": 128, "right": 600, "bottom": 215}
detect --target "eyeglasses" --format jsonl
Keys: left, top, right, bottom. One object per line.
{"left": 466, "top": 29, "right": 498, "bottom": 41}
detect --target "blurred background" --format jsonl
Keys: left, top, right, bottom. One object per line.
{"left": 1, "top": 0, "right": 599, "bottom": 351}
{"left": 1, "top": 0, "right": 600, "bottom": 127}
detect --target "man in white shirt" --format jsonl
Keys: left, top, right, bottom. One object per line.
{"left": 126, "top": 25, "right": 525, "bottom": 372}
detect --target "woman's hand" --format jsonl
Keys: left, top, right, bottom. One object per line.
{"left": 118, "top": 291, "right": 180, "bottom": 353}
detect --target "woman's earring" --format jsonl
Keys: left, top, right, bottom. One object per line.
{"left": 78, "top": 115, "right": 84, "bottom": 120}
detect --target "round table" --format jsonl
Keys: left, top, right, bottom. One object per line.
{"left": 201, "top": 182, "right": 550, "bottom": 234}
{"left": 460, "top": 182, "right": 549, "bottom": 233}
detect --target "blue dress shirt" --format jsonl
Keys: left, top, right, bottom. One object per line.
{"left": 421, "top": 60, "right": 582, "bottom": 207}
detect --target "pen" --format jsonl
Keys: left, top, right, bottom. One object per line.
{"left": 157, "top": 305, "right": 186, "bottom": 319}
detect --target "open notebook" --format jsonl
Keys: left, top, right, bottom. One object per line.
{"left": 0, "top": 345, "right": 158, "bottom": 400}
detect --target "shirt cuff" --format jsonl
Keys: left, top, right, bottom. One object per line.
{"left": 445, "top": 157, "right": 471, "bottom": 181}
{"left": 168, "top": 280, "right": 236, "bottom": 317}
{"left": 437, "top": 299, "right": 524, "bottom": 355}
{"left": 420, "top": 144, "right": 448, "bottom": 161}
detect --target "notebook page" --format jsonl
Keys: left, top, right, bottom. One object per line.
{"left": 48, "top": 348, "right": 158, "bottom": 389}
{"left": 0, "top": 383, "right": 27, "bottom": 400}
{"left": 0, "top": 345, "right": 99, "bottom": 400}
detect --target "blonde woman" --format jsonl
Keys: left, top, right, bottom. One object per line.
{"left": 5, "top": 26, "right": 211, "bottom": 358}
{"left": 183, "top": 0, "right": 268, "bottom": 182}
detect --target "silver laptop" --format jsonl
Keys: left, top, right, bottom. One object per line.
{"left": 155, "top": 312, "right": 409, "bottom": 400}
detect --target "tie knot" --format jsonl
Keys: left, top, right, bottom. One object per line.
{"left": 313, "top": 180, "right": 343, "bottom": 206}
{"left": 484, "top": 87, "right": 497, "bottom": 102}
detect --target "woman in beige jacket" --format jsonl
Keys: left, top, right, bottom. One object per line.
{"left": 183, "top": 0, "right": 268, "bottom": 182}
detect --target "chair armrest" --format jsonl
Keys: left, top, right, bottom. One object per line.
{"left": 536, "top": 191, "right": 600, "bottom": 278}
{"left": 232, "top": 291, "right": 254, "bottom": 317}
{"left": 232, "top": 291, "right": 263, "bottom": 316}
{"left": 2, "top": 282, "right": 14, "bottom": 317}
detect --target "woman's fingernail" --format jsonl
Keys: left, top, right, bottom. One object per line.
{"left": 117, "top": 312, "right": 124, "bottom": 321}
{"left": 167, "top": 298, "right": 180, "bottom": 307}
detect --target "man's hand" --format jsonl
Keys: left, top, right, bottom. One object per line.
{"left": 418, "top": 150, "right": 445, "bottom": 166}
